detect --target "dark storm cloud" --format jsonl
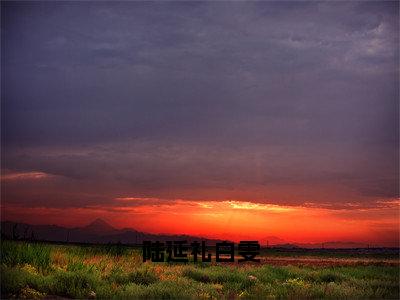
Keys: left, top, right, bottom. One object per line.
{"left": 2, "top": 1, "right": 398, "bottom": 208}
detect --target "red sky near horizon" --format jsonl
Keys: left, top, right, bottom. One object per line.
{"left": 2, "top": 171, "right": 399, "bottom": 247}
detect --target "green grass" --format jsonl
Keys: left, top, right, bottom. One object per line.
{"left": 1, "top": 240, "right": 51, "bottom": 270}
{"left": 1, "top": 240, "right": 399, "bottom": 299}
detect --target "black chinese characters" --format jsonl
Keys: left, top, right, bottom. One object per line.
{"left": 143, "top": 240, "right": 260, "bottom": 263}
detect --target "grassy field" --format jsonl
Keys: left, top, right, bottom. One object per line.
{"left": 1, "top": 240, "right": 399, "bottom": 299}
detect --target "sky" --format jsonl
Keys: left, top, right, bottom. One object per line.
{"left": 1, "top": 1, "right": 399, "bottom": 246}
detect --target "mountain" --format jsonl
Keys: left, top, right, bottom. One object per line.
{"left": 295, "top": 241, "right": 374, "bottom": 249}
{"left": 272, "top": 243, "right": 301, "bottom": 249}
{"left": 0, "top": 220, "right": 224, "bottom": 245}
{"left": 260, "top": 236, "right": 286, "bottom": 246}
{"left": 1, "top": 220, "right": 393, "bottom": 249}
{"left": 82, "top": 218, "right": 117, "bottom": 235}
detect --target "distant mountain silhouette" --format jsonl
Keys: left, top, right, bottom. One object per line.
{"left": 0, "top": 219, "right": 224, "bottom": 245}
{"left": 1, "top": 220, "right": 395, "bottom": 249}
{"left": 295, "top": 241, "right": 375, "bottom": 249}
{"left": 272, "top": 243, "right": 301, "bottom": 249}
{"left": 260, "top": 236, "right": 286, "bottom": 246}
{"left": 82, "top": 218, "right": 117, "bottom": 235}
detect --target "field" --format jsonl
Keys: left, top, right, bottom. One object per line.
{"left": 1, "top": 240, "right": 399, "bottom": 299}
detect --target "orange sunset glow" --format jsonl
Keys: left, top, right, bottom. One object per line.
{"left": 2, "top": 195, "right": 399, "bottom": 246}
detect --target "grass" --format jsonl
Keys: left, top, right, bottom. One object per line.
{"left": 1, "top": 240, "right": 51, "bottom": 270}
{"left": 1, "top": 240, "right": 399, "bottom": 299}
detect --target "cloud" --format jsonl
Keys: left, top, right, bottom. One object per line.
{"left": 1, "top": 171, "right": 52, "bottom": 181}
{"left": 1, "top": 2, "right": 398, "bottom": 211}
{"left": 2, "top": 140, "right": 398, "bottom": 209}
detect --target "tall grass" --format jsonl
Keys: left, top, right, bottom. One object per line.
{"left": 1, "top": 240, "right": 398, "bottom": 299}
{"left": 1, "top": 240, "right": 51, "bottom": 269}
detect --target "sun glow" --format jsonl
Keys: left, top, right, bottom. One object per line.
{"left": 2, "top": 197, "right": 399, "bottom": 246}
{"left": 223, "top": 201, "right": 296, "bottom": 212}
